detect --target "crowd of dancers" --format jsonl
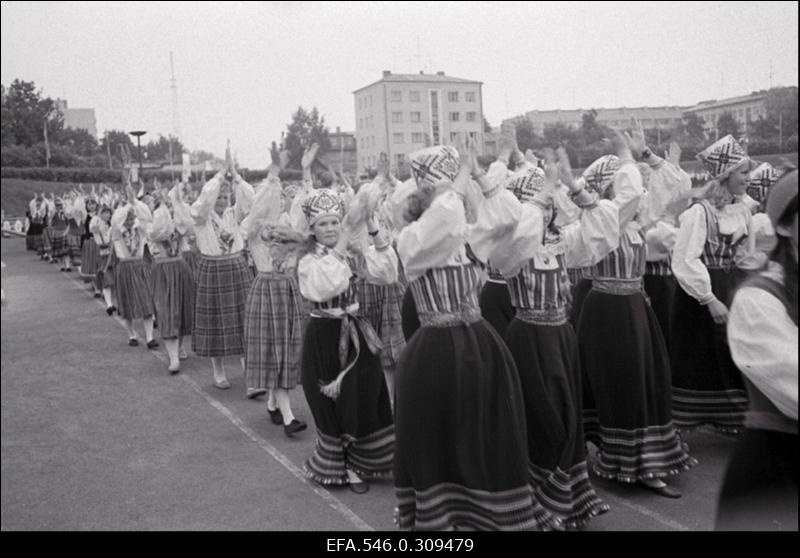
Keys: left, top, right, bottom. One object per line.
{"left": 17, "top": 122, "right": 798, "bottom": 531}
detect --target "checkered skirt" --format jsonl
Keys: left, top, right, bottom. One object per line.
{"left": 66, "top": 233, "right": 82, "bottom": 259}
{"left": 115, "top": 258, "right": 155, "bottom": 320}
{"left": 80, "top": 237, "right": 100, "bottom": 278}
{"left": 46, "top": 228, "right": 68, "bottom": 257}
{"left": 357, "top": 280, "right": 406, "bottom": 370}
{"left": 192, "top": 253, "right": 253, "bottom": 357}
{"left": 151, "top": 258, "right": 194, "bottom": 339}
{"left": 243, "top": 272, "right": 304, "bottom": 390}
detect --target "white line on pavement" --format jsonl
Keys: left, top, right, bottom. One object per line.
{"left": 64, "top": 271, "right": 374, "bottom": 532}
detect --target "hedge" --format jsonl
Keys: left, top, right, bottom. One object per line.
{"left": 0, "top": 166, "right": 306, "bottom": 184}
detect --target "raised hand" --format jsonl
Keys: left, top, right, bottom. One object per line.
{"left": 524, "top": 149, "right": 540, "bottom": 166}
{"left": 376, "top": 152, "right": 390, "bottom": 181}
{"left": 301, "top": 142, "right": 319, "bottom": 169}
{"left": 556, "top": 146, "right": 577, "bottom": 190}
{"left": 625, "top": 117, "right": 646, "bottom": 159}
{"left": 666, "top": 141, "right": 682, "bottom": 166}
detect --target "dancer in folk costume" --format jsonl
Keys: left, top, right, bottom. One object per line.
{"left": 576, "top": 126, "right": 696, "bottom": 499}
{"left": 147, "top": 186, "right": 195, "bottom": 374}
{"left": 90, "top": 204, "right": 118, "bottom": 315}
{"left": 471, "top": 141, "right": 616, "bottom": 528}
{"left": 190, "top": 153, "right": 254, "bottom": 390}
{"left": 352, "top": 154, "right": 407, "bottom": 406}
{"left": 47, "top": 197, "right": 70, "bottom": 269}
{"left": 62, "top": 192, "right": 85, "bottom": 272}
{"left": 297, "top": 185, "right": 395, "bottom": 494}
{"left": 26, "top": 194, "right": 48, "bottom": 257}
{"left": 393, "top": 141, "right": 540, "bottom": 531}
{"left": 637, "top": 141, "right": 692, "bottom": 349}
{"left": 671, "top": 135, "right": 766, "bottom": 432}
{"left": 241, "top": 146, "right": 307, "bottom": 434}
{"left": 717, "top": 169, "right": 798, "bottom": 531}
{"left": 77, "top": 189, "right": 103, "bottom": 297}
{"left": 111, "top": 184, "right": 158, "bottom": 348}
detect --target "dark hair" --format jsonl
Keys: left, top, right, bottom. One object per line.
{"left": 318, "top": 172, "right": 335, "bottom": 189}
{"left": 402, "top": 183, "right": 437, "bottom": 223}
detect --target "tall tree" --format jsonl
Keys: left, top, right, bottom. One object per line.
{"left": 53, "top": 127, "right": 98, "bottom": 157}
{"left": 716, "top": 112, "right": 740, "bottom": 138}
{"left": 514, "top": 119, "right": 538, "bottom": 152}
{"left": 284, "top": 106, "right": 331, "bottom": 169}
{"left": 99, "top": 129, "right": 134, "bottom": 167}
{"left": 143, "top": 134, "right": 185, "bottom": 162}
{"left": 2, "top": 79, "right": 62, "bottom": 147}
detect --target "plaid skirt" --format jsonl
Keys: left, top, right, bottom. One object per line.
{"left": 66, "top": 233, "right": 82, "bottom": 259}
{"left": 192, "top": 252, "right": 253, "bottom": 357}
{"left": 97, "top": 252, "right": 117, "bottom": 289}
{"left": 151, "top": 257, "right": 194, "bottom": 339}
{"left": 357, "top": 280, "right": 406, "bottom": 370}
{"left": 80, "top": 238, "right": 100, "bottom": 278}
{"left": 243, "top": 272, "right": 304, "bottom": 390}
{"left": 47, "top": 228, "right": 68, "bottom": 257}
{"left": 115, "top": 258, "right": 154, "bottom": 320}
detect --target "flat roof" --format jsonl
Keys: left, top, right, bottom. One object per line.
{"left": 353, "top": 72, "right": 482, "bottom": 94}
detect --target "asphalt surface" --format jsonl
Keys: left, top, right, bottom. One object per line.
{"left": 1, "top": 237, "right": 738, "bottom": 531}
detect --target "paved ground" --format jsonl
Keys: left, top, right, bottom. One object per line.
{"left": 1, "top": 237, "right": 738, "bottom": 531}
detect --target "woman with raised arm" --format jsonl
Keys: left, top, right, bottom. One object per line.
{"left": 62, "top": 191, "right": 86, "bottom": 272}
{"left": 190, "top": 152, "right": 254, "bottom": 391}
{"left": 717, "top": 169, "right": 797, "bottom": 531}
{"left": 90, "top": 204, "right": 117, "bottom": 315}
{"left": 111, "top": 185, "right": 158, "bottom": 348}
{"left": 27, "top": 195, "right": 48, "bottom": 259}
{"left": 147, "top": 187, "right": 194, "bottom": 374}
{"left": 297, "top": 186, "right": 395, "bottom": 494}
{"left": 576, "top": 124, "right": 696, "bottom": 499}
{"left": 670, "top": 135, "right": 761, "bottom": 432}
{"left": 393, "top": 139, "right": 540, "bottom": 531}
{"left": 241, "top": 146, "right": 308, "bottom": 436}
{"left": 79, "top": 189, "right": 103, "bottom": 298}
{"left": 471, "top": 143, "right": 617, "bottom": 528}
{"left": 47, "top": 197, "right": 70, "bottom": 270}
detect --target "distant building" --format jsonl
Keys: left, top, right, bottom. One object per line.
{"left": 482, "top": 126, "right": 504, "bottom": 157}
{"left": 319, "top": 127, "right": 357, "bottom": 176}
{"left": 504, "top": 106, "right": 685, "bottom": 136}
{"left": 683, "top": 91, "right": 769, "bottom": 137}
{"left": 353, "top": 70, "right": 484, "bottom": 175}
{"left": 55, "top": 99, "right": 97, "bottom": 138}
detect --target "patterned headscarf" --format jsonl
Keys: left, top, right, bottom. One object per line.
{"left": 409, "top": 146, "right": 460, "bottom": 186}
{"left": 507, "top": 165, "right": 548, "bottom": 204}
{"left": 582, "top": 155, "right": 621, "bottom": 197}
{"left": 696, "top": 135, "right": 750, "bottom": 181}
{"left": 747, "top": 162, "right": 779, "bottom": 204}
{"left": 302, "top": 188, "right": 345, "bottom": 227}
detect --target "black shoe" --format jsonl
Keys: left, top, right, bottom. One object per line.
{"left": 106, "top": 306, "right": 116, "bottom": 316}
{"left": 128, "top": 338, "right": 139, "bottom": 346}
{"left": 349, "top": 480, "right": 370, "bottom": 494}
{"left": 284, "top": 419, "right": 307, "bottom": 437}
{"left": 268, "top": 407, "right": 283, "bottom": 425}
{"left": 246, "top": 388, "right": 268, "bottom": 400}
{"left": 146, "top": 339, "right": 159, "bottom": 349}
{"left": 93, "top": 293, "right": 103, "bottom": 299}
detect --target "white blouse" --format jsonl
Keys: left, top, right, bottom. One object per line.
{"left": 672, "top": 201, "right": 755, "bottom": 304}
{"left": 190, "top": 175, "right": 250, "bottom": 256}
{"left": 110, "top": 200, "right": 152, "bottom": 259}
{"left": 396, "top": 190, "right": 469, "bottom": 283}
{"left": 240, "top": 176, "right": 296, "bottom": 273}
{"left": 728, "top": 263, "right": 798, "bottom": 421}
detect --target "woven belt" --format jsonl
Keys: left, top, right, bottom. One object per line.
{"left": 256, "top": 271, "right": 293, "bottom": 280}
{"left": 592, "top": 278, "right": 643, "bottom": 295}
{"left": 418, "top": 306, "right": 482, "bottom": 328}
{"left": 118, "top": 256, "right": 144, "bottom": 263}
{"left": 515, "top": 307, "right": 568, "bottom": 326}
{"left": 153, "top": 256, "right": 184, "bottom": 264}
{"left": 200, "top": 251, "right": 243, "bottom": 261}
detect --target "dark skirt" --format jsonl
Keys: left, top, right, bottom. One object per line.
{"left": 244, "top": 273, "right": 303, "bottom": 390}
{"left": 300, "top": 317, "right": 394, "bottom": 485}
{"left": 151, "top": 258, "right": 194, "bottom": 339}
{"left": 570, "top": 278, "right": 600, "bottom": 445}
{"left": 505, "top": 318, "right": 609, "bottom": 528}
{"left": 568, "top": 278, "right": 593, "bottom": 328}
{"left": 192, "top": 253, "right": 253, "bottom": 357}
{"left": 479, "top": 281, "right": 515, "bottom": 338}
{"left": 182, "top": 250, "right": 198, "bottom": 281}
{"left": 115, "top": 258, "right": 154, "bottom": 320}
{"left": 32, "top": 234, "right": 45, "bottom": 254}
{"left": 578, "top": 289, "right": 697, "bottom": 482}
{"left": 97, "top": 252, "right": 116, "bottom": 289}
{"left": 80, "top": 237, "right": 100, "bottom": 279}
{"left": 66, "top": 233, "right": 82, "bottom": 259}
{"left": 670, "top": 268, "right": 749, "bottom": 432}
{"left": 394, "top": 319, "right": 544, "bottom": 531}
{"left": 400, "top": 286, "right": 420, "bottom": 341}
{"left": 716, "top": 429, "right": 798, "bottom": 531}
{"left": 643, "top": 274, "right": 676, "bottom": 349}
{"left": 47, "top": 228, "right": 67, "bottom": 257}
{"left": 357, "top": 280, "right": 406, "bottom": 370}
{"left": 25, "top": 232, "right": 36, "bottom": 250}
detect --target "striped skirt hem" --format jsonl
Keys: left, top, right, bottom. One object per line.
{"left": 115, "top": 259, "right": 154, "bottom": 320}
{"left": 305, "top": 426, "right": 395, "bottom": 485}
{"left": 529, "top": 461, "right": 609, "bottom": 529}
{"left": 672, "top": 387, "right": 747, "bottom": 433}
{"left": 592, "top": 422, "right": 698, "bottom": 483}
{"left": 394, "top": 483, "right": 547, "bottom": 531}
{"left": 79, "top": 238, "right": 100, "bottom": 277}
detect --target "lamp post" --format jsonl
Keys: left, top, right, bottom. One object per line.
{"left": 129, "top": 130, "right": 147, "bottom": 179}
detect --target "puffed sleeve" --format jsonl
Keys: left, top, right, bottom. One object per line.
{"left": 240, "top": 177, "right": 282, "bottom": 240}
{"left": 148, "top": 205, "right": 174, "bottom": 243}
{"left": 70, "top": 195, "right": 87, "bottom": 224}
{"left": 397, "top": 190, "right": 467, "bottom": 282}
{"left": 89, "top": 215, "right": 102, "bottom": 235}
{"left": 233, "top": 176, "right": 256, "bottom": 224}
{"left": 553, "top": 183, "right": 582, "bottom": 228}
{"left": 190, "top": 174, "right": 222, "bottom": 226}
{"left": 613, "top": 162, "right": 645, "bottom": 229}
{"left": 728, "top": 287, "right": 798, "bottom": 420}
{"left": 297, "top": 252, "right": 353, "bottom": 302}
{"left": 644, "top": 220, "right": 678, "bottom": 262}
{"left": 131, "top": 198, "right": 152, "bottom": 224}
{"left": 735, "top": 212, "right": 775, "bottom": 271}
{"left": 290, "top": 179, "right": 314, "bottom": 233}
{"left": 563, "top": 199, "right": 620, "bottom": 269}
{"left": 672, "top": 204, "right": 715, "bottom": 304}
{"left": 646, "top": 161, "right": 692, "bottom": 225}
{"left": 361, "top": 243, "right": 399, "bottom": 285}
{"left": 172, "top": 200, "right": 194, "bottom": 237}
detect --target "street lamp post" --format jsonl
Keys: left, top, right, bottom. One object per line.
{"left": 129, "top": 130, "right": 147, "bottom": 179}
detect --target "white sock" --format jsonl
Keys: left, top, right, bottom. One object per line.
{"left": 103, "top": 288, "right": 113, "bottom": 308}
{"left": 143, "top": 317, "right": 154, "bottom": 342}
{"left": 274, "top": 388, "right": 296, "bottom": 425}
{"left": 211, "top": 357, "right": 226, "bottom": 382}
{"left": 164, "top": 339, "right": 179, "bottom": 368}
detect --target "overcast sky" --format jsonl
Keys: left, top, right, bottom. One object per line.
{"left": 2, "top": 1, "right": 797, "bottom": 167}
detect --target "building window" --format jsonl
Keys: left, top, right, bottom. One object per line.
{"left": 450, "top": 132, "right": 458, "bottom": 142}
{"left": 392, "top": 112, "right": 403, "bottom": 123}
{"left": 390, "top": 90, "right": 402, "bottom": 102}
{"left": 410, "top": 112, "right": 421, "bottom": 123}
{"left": 395, "top": 154, "right": 404, "bottom": 166}
{"left": 466, "top": 91, "right": 476, "bottom": 102}
{"left": 393, "top": 133, "right": 404, "bottom": 144}
{"left": 448, "top": 91, "right": 459, "bottom": 102}
{"left": 449, "top": 112, "right": 460, "bottom": 122}
{"left": 466, "top": 112, "right": 476, "bottom": 122}
{"left": 411, "top": 132, "right": 424, "bottom": 143}
{"left": 469, "top": 131, "right": 478, "bottom": 141}
{"left": 410, "top": 91, "right": 420, "bottom": 102}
